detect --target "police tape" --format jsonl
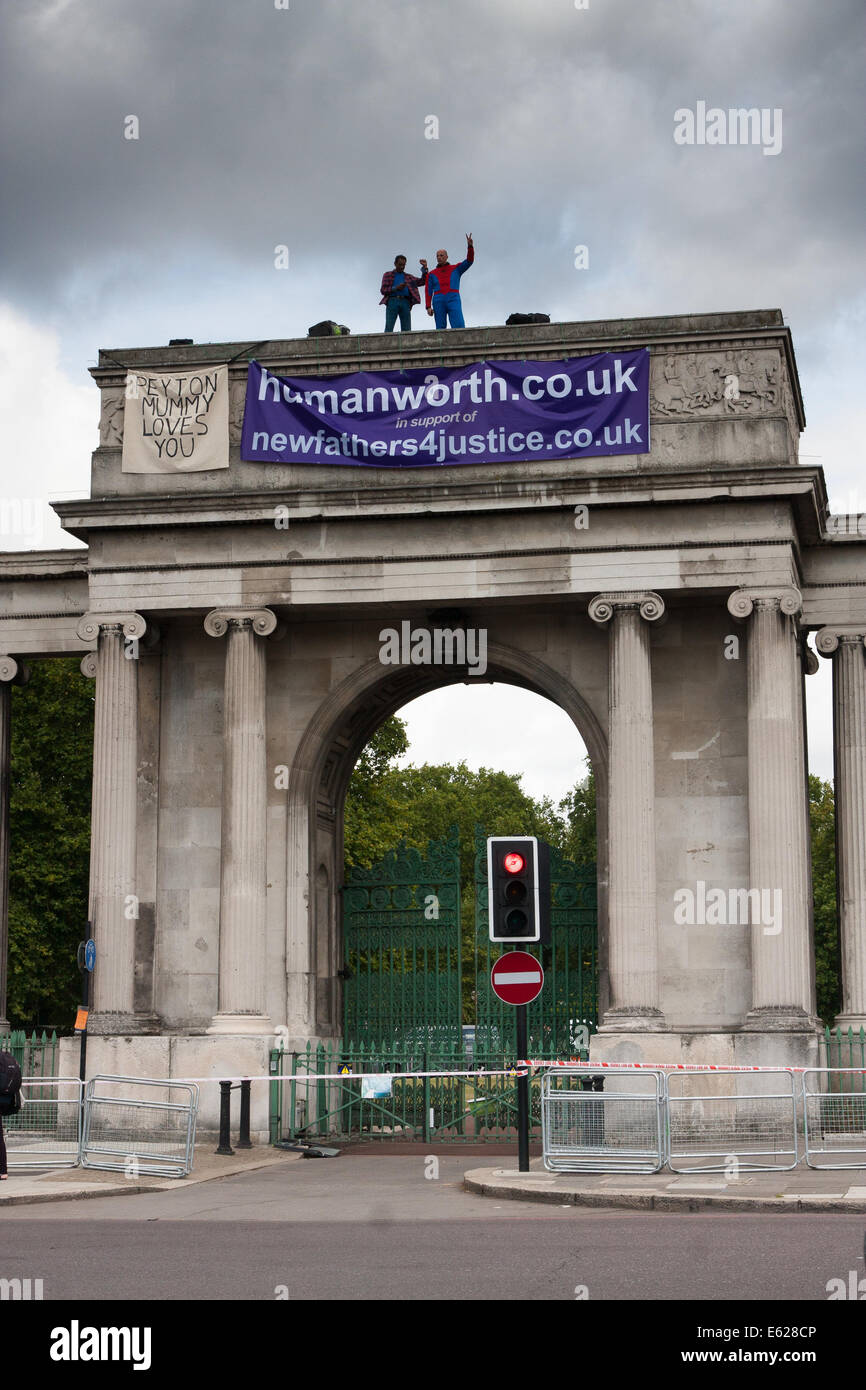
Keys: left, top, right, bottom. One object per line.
{"left": 123, "top": 1064, "right": 866, "bottom": 1083}
{"left": 519, "top": 1059, "right": 866, "bottom": 1073}
{"left": 140, "top": 1068, "right": 531, "bottom": 1084}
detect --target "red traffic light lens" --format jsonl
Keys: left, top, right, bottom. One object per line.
{"left": 503, "top": 852, "right": 525, "bottom": 874}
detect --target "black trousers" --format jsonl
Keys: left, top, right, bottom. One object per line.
{"left": 0, "top": 1116, "right": 6, "bottom": 1175}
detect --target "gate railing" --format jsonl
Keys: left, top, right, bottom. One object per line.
{"left": 0, "top": 1029, "right": 60, "bottom": 1077}
{"left": 269, "top": 1041, "right": 585, "bottom": 1144}
{"left": 820, "top": 1026, "right": 866, "bottom": 1081}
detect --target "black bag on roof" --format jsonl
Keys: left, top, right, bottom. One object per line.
{"left": 308, "top": 321, "right": 351, "bottom": 337}
{"left": 505, "top": 313, "right": 551, "bottom": 326}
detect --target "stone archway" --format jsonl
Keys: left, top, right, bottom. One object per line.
{"left": 284, "top": 641, "right": 609, "bottom": 1040}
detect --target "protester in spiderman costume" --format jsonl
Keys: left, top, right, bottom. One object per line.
{"left": 425, "top": 233, "right": 474, "bottom": 329}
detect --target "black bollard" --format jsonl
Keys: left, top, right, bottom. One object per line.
{"left": 216, "top": 1080, "right": 234, "bottom": 1155}
{"left": 589, "top": 1074, "right": 605, "bottom": 1148}
{"left": 237, "top": 1079, "right": 252, "bottom": 1149}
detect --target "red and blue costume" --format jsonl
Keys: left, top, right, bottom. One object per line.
{"left": 425, "top": 243, "right": 474, "bottom": 329}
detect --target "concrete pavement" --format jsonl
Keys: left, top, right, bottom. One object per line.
{"left": 0, "top": 1144, "right": 301, "bottom": 1206}
{"left": 464, "top": 1160, "right": 866, "bottom": 1213}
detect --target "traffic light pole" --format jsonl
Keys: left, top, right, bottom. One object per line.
{"left": 516, "top": 1003, "right": 529, "bottom": 1172}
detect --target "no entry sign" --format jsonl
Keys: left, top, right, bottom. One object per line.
{"left": 490, "top": 951, "right": 544, "bottom": 1006}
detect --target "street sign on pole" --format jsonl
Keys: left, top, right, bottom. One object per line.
{"left": 77, "top": 923, "right": 94, "bottom": 1089}
{"left": 490, "top": 951, "right": 544, "bottom": 1006}
{"left": 490, "top": 951, "right": 543, "bottom": 1173}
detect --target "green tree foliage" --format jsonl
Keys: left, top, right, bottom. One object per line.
{"left": 345, "top": 721, "right": 597, "bottom": 887}
{"left": 549, "top": 759, "right": 597, "bottom": 864}
{"left": 809, "top": 774, "right": 839, "bottom": 1024}
{"left": 7, "top": 659, "right": 93, "bottom": 1029}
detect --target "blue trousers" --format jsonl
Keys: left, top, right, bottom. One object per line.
{"left": 384, "top": 297, "right": 412, "bottom": 332}
{"left": 432, "top": 292, "right": 465, "bottom": 329}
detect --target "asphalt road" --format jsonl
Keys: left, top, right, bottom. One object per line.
{"left": 2, "top": 1156, "right": 865, "bottom": 1303}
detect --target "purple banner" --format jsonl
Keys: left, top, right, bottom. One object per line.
{"left": 240, "top": 350, "right": 649, "bottom": 468}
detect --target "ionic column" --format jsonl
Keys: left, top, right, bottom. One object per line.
{"left": 589, "top": 592, "right": 666, "bottom": 1028}
{"left": 816, "top": 626, "right": 866, "bottom": 1028}
{"left": 205, "top": 609, "right": 277, "bottom": 1034}
{"left": 77, "top": 613, "right": 147, "bottom": 1032}
{"left": 0, "top": 657, "right": 30, "bottom": 1030}
{"left": 727, "top": 588, "right": 813, "bottom": 1028}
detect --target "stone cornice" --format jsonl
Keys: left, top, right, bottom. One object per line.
{"left": 727, "top": 587, "right": 802, "bottom": 620}
{"left": 0, "top": 550, "right": 89, "bottom": 580}
{"left": 51, "top": 464, "right": 828, "bottom": 537}
{"left": 588, "top": 592, "right": 666, "bottom": 624}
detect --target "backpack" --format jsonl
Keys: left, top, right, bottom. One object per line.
{"left": 505, "top": 312, "right": 551, "bottom": 326}
{"left": 308, "top": 320, "right": 351, "bottom": 338}
{"left": 0, "top": 1051, "right": 22, "bottom": 1116}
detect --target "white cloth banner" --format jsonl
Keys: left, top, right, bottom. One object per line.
{"left": 122, "top": 365, "right": 229, "bottom": 473}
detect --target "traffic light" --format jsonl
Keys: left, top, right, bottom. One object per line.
{"left": 487, "top": 836, "right": 551, "bottom": 943}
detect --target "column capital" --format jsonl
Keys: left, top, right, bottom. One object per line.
{"left": 204, "top": 607, "right": 279, "bottom": 639}
{"left": 80, "top": 653, "right": 99, "bottom": 679}
{"left": 588, "top": 592, "right": 665, "bottom": 626}
{"left": 815, "top": 625, "right": 866, "bottom": 657}
{"left": 726, "top": 586, "right": 801, "bottom": 621}
{"left": 0, "top": 656, "right": 30, "bottom": 686}
{"left": 77, "top": 612, "right": 147, "bottom": 643}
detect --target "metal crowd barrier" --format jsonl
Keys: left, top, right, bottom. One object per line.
{"left": 541, "top": 1068, "right": 666, "bottom": 1173}
{"left": 666, "top": 1068, "right": 799, "bottom": 1173}
{"left": 802, "top": 1069, "right": 866, "bottom": 1170}
{"left": 2, "top": 1077, "right": 83, "bottom": 1171}
{"left": 81, "top": 1075, "right": 199, "bottom": 1178}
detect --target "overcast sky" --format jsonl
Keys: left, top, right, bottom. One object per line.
{"left": 1, "top": 0, "right": 863, "bottom": 789}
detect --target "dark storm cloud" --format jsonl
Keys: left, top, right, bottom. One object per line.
{"left": 0, "top": 0, "right": 863, "bottom": 338}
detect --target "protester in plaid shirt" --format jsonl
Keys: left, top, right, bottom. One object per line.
{"left": 379, "top": 254, "right": 428, "bottom": 333}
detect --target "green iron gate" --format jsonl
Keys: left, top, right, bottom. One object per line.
{"left": 342, "top": 826, "right": 462, "bottom": 1049}
{"left": 270, "top": 826, "right": 597, "bottom": 1143}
